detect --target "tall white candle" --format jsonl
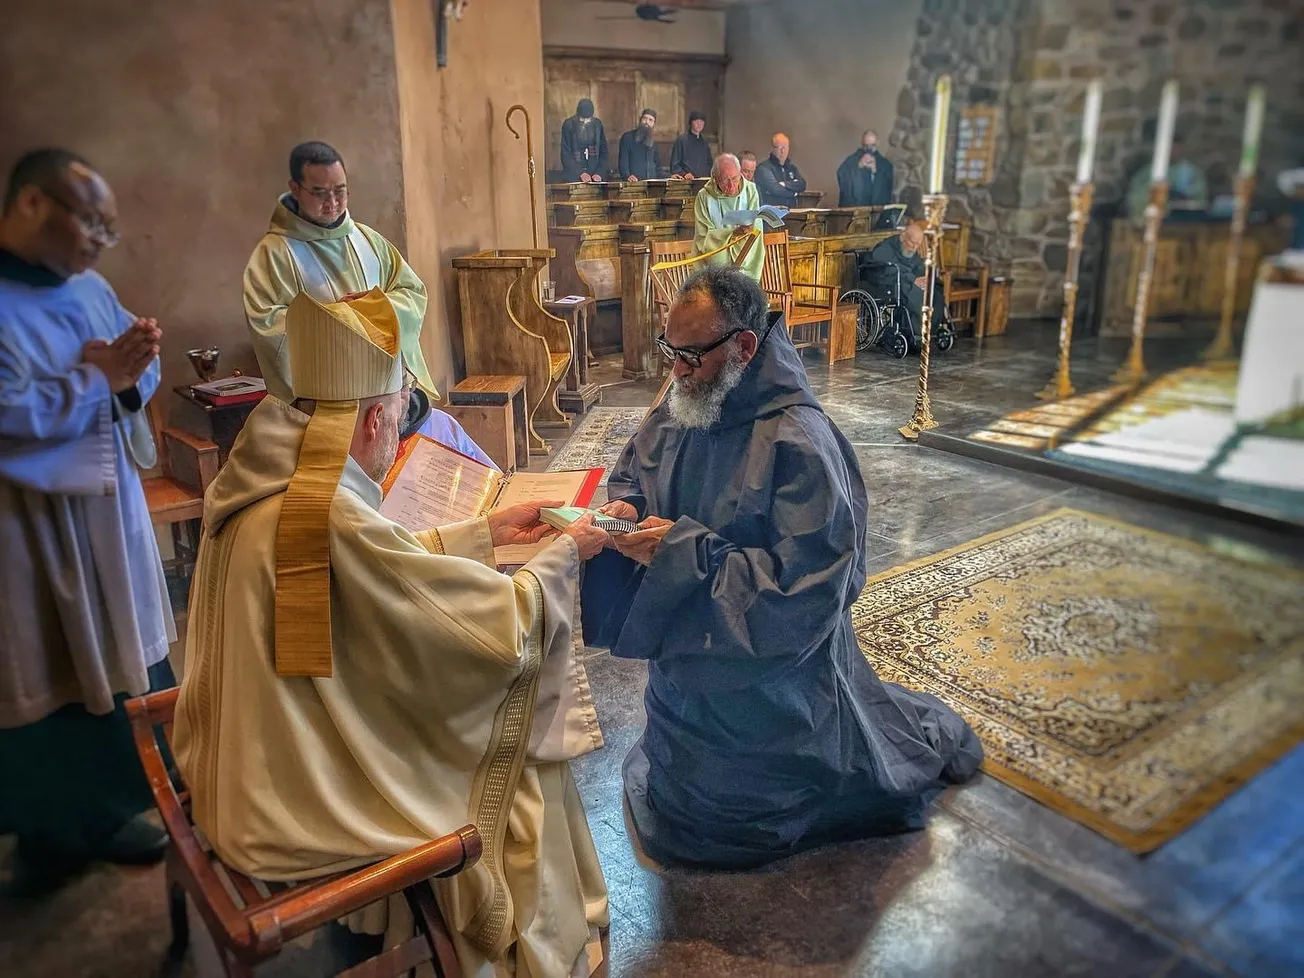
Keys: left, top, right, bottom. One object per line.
{"left": 1151, "top": 80, "right": 1179, "bottom": 184}
{"left": 1075, "top": 80, "right": 1103, "bottom": 185}
{"left": 1238, "top": 85, "right": 1265, "bottom": 178}
{"left": 928, "top": 74, "right": 953, "bottom": 194}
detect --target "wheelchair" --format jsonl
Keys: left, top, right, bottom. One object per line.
{"left": 841, "top": 259, "right": 955, "bottom": 359}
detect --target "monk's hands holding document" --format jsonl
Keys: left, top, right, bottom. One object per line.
{"left": 82, "top": 316, "right": 161, "bottom": 393}
{"left": 597, "top": 500, "right": 639, "bottom": 522}
{"left": 612, "top": 516, "right": 675, "bottom": 567}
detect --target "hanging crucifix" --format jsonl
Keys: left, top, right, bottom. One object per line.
{"left": 436, "top": 0, "right": 470, "bottom": 68}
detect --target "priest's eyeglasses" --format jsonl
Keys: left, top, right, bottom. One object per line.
{"left": 45, "top": 194, "right": 121, "bottom": 247}
{"left": 656, "top": 329, "right": 748, "bottom": 369}
{"left": 299, "top": 185, "right": 349, "bottom": 203}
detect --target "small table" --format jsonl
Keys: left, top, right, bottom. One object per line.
{"left": 446, "top": 374, "right": 531, "bottom": 470}
{"left": 170, "top": 386, "right": 261, "bottom": 464}
{"left": 544, "top": 296, "right": 602, "bottom": 415}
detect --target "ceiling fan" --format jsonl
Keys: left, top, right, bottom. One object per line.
{"left": 595, "top": 4, "right": 680, "bottom": 24}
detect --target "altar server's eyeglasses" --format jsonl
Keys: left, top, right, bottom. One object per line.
{"left": 45, "top": 194, "right": 121, "bottom": 247}
{"left": 656, "top": 328, "right": 747, "bottom": 369}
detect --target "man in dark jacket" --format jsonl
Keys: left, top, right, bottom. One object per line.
{"left": 584, "top": 266, "right": 982, "bottom": 868}
{"left": 754, "top": 133, "right": 807, "bottom": 208}
{"left": 559, "top": 98, "right": 608, "bottom": 183}
{"left": 670, "top": 111, "right": 713, "bottom": 180}
{"left": 617, "top": 108, "right": 662, "bottom": 182}
{"left": 868, "top": 222, "right": 950, "bottom": 348}
{"left": 837, "top": 130, "right": 895, "bottom": 207}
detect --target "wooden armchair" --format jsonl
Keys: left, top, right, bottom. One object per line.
{"left": 126, "top": 688, "right": 482, "bottom": 978}
{"left": 939, "top": 223, "right": 990, "bottom": 336}
{"left": 452, "top": 249, "right": 575, "bottom": 455}
{"left": 649, "top": 233, "right": 762, "bottom": 378}
{"left": 761, "top": 230, "right": 839, "bottom": 360}
{"left": 143, "top": 400, "right": 219, "bottom": 576}
{"left": 649, "top": 239, "right": 696, "bottom": 378}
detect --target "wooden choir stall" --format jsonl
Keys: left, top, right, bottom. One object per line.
{"left": 451, "top": 249, "right": 574, "bottom": 456}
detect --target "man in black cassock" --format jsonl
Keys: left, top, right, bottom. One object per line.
{"left": 559, "top": 98, "right": 608, "bottom": 183}
{"left": 617, "top": 108, "right": 662, "bottom": 182}
{"left": 584, "top": 266, "right": 982, "bottom": 869}
{"left": 837, "top": 130, "right": 895, "bottom": 207}
{"left": 754, "top": 133, "right": 807, "bottom": 208}
{"left": 669, "top": 111, "right": 713, "bottom": 180}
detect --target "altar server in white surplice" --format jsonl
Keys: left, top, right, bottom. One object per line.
{"left": 0, "top": 148, "right": 176, "bottom": 894}
{"left": 172, "top": 287, "right": 610, "bottom": 977}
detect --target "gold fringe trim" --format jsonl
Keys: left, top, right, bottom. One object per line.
{"left": 273, "top": 400, "right": 359, "bottom": 678}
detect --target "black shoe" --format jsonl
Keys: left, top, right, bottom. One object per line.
{"left": 96, "top": 814, "right": 169, "bottom": 866}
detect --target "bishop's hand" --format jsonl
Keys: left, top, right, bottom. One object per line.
{"left": 562, "top": 514, "right": 610, "bottom": 561}
{"left": 613, "top": 516, "right": 674, "bottom": 566}
{"left": 487, "top": 501, "right": 563, "bottom": 548}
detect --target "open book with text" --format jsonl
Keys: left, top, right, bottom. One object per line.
{"left": 378, "top": 435, "right": 603, "bottom": 566}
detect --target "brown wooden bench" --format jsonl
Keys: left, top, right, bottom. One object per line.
{"left": 126, "top": 688, "right": 482, "bottom": 978}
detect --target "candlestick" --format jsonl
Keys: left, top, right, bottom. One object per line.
{"left": 900, "top": 193, "right": 949, "bottom": 440}
{"left": 1076, "top": 81, "right": 1103, "bottom": 186}
{"left": 1238, "top": 85, "right": 1265, "bottom": 179}
{"left": 1038, "top": 182, "right": 1095, "bottom": 400}
{"left": 1151, "top": 80, "right": 1179, "bottom": 184}
{"left": 1203, "top": 174, "right": 1255, "bottom": 361}
{"left": 1114, "top": 181, "right": 1169, "bottom": 384}
{"left": 928, "top": 75, "right": 953, "bottom": 195}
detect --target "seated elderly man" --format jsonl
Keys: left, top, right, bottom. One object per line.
{"left": 868, "top": 221, "right": 950, "bottom": 351}
{"left": 173, "top": 288, "right": 610, "bottom": 976}
{"left": 692, "top": 153, "right": 765, "bottom": 281}
{"left": 583, "top": 266, "right": 982, "bottom": 868}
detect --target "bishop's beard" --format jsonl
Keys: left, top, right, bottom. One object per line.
{"left": 667, "top": 348, "right": 748, "bottom": 429}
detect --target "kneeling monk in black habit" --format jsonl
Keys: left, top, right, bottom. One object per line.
{"left": 583, "top": 266, "right": 982, "bottom": 868}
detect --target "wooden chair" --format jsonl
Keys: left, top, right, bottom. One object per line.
{"left": 142, "top": 401, "right": 219, "bottom": 576}
{"left": 648, "top": 232, "right": 761, "bottom": 379}
{"left": 761, "top": 230, "right": 839, "bottom": 360}
{"left": 939, "top": 223, "right": 990, "bottom": 336}
{"left": 452, "top": 249, "right": 575, "bottom": 456}
{"left": 126, "top": 688, "right": 482, "bottom": 978}
{"left": 649, "top": 239, "right": 696, "bottom": 379}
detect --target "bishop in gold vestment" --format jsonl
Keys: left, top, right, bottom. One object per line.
{"left": 173, "top": 287, "right": 609, "bottom": 977}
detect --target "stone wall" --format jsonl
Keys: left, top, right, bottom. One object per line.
{"left": 892, "top": 0, "right": 1304, "bottom": 320}
{"left": 888, "top": 0, "right": 1042, "bottom": 285}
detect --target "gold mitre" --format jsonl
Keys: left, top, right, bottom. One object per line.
{"left": 274, "top": 288, "right": 404, "bottom": 679}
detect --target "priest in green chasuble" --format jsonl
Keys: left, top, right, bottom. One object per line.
{"left": 172, "top": 288, "right": 610, "bottom": 976}
{"left": 693, "top": 153, "right": 765, "bottom": 282}
{"left": 243, "top": 140, "right": 492, "bottom": 466}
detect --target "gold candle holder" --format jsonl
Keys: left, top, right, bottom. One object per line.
{"left": 1113, "top": 181, "right": 1169, "bottom": 385}
{"left": 1038, "top": 182, "right": 1095, "bottom": 400}
{"left": 900, "top": 193, "right": 949, "bottom": 441}
{"left": 1203, "top": 173, "right": 1255, "bottom": 361}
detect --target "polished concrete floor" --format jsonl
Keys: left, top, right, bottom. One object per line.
{"left": 3, "top": 324, "right": 1301, "bottom": 977}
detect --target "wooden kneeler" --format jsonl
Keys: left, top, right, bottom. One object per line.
{"left": 126, "top": 688, "right": 482, "bottom": 978}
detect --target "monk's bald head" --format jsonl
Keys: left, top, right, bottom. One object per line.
{"left": 1, "top": 148, "right": 118, "bottom": 277}
{"left": 902, "top": 222, "right": 925, "bottom": 255}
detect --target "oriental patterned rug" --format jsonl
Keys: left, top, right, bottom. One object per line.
{"left": 852, "top": 508, "right": 1304, "bottom": 852}
{"left": 546, "top": 407, "right": 645, "bottom": 485}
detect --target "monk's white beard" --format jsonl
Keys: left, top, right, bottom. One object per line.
{"left": 667, "top": 351, "right": 747, "bottom": 429}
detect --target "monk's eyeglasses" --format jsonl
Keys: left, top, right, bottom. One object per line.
{"left": 656, "top": 328, "right": 747, "bottom": 369}
{"left": 45, "top": 194, "right": 120, "bottom": 247}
